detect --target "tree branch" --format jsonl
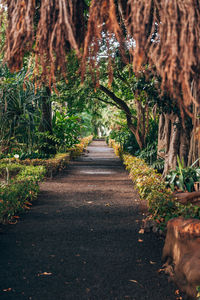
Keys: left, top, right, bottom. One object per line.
{"left": 99, "top": 85, "right": 135, "bottom": 119}
{"left": 91, "top": 96, "right": 121, "bottom": 110}
{"left": 99, "top": 84, "right": 138, "bottom": 136}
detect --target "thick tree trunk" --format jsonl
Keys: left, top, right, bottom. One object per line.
{"left": 39, "top": 87, "right": 53, "bottom": 133}
{"left": 158, "top": 113, "right": 191, "bottom": 176}
{"left": 188, "top": 105, "right": 200, "bottom": 167}
{"left": 39, "top": 87, "right": 56, "bottom": 154}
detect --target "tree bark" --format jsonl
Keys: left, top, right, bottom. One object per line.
{"left": 39, "top": 87, "right": 56, "bottom": 154}
{"left": 99, "top": 85, "right": 148, "bottom": 149}
{"left": 158, "top": 112, "right": 191, "bottom": 176}
{"left": 39, "top": 87, "right": 53, "bottom": 133}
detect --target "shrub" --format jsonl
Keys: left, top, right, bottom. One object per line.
{"left": 123, "top": 154, "right": 200, "bottom": 229}
{"left": 0, "top": 165, "right": 45, "bottom": 223}
{"left": 69, "top": 135, "right": 93, "bottom": 158}
{"left": 108, "top": 139, "right": 123, "bottom": 158}
{"left": 109, "top": 139, "right": 200, "bottom": 229}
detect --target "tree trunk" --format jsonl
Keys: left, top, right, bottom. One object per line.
{"left": 188, "top": 105, "right": 200, "bottom": 167}
{"left": 39, "top": 87, "right": 53, "bottom": 133}
{"left": 39, "top": 87, "right": 56, "bottom": 154}
{"left": 187, "top": 81, "right": 200, "bottom": 167}
{"left": 158, "top": 113, "right": 191, "bottom": 176}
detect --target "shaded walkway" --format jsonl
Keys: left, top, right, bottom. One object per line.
{"left": 0, "top": 141, "right": 180, "bottom": 299}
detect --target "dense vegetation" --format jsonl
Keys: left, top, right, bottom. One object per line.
{"left": 0, "top": 0, "right": 200, "bottom": 229}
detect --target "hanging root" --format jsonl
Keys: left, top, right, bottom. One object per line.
{"left": 0, "top": 0, "right": 200, "bottom": 111}
{"left": 1, "top": 0, "right": 85, "bottom": 84}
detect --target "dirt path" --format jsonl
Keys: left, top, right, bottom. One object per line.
{"left": 0, "top": 141, "right": 182, "bottom": 300}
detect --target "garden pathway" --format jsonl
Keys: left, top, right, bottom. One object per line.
{"left": 0, "top": 141, "right": 182, "bottom": 300}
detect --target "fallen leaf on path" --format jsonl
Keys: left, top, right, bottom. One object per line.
{"left": 139, "top": 229, "right": 144, "bottom": 234}
{"left": 157, "top": 268, "right": 165, "bottom": 273}
{"left": 13, "top": 216, "right": 20, "bottom": 219}
{"left": 175, "top": 290, "right": 180, "bottom": 295}
{"left": 129, "top": 280, "right": 143, "bottom": 288}
{"left": 105, "top": 203, "right": 110, "bottom": 206}
{"left": 150, "top": 261, "right": 156, "bottom": 264}
{"left": 138, "top": 239, "right": 143, "bottom": 242}
{"left": 3, "top": 288, "right": 12, "bottom": 292}
{"left": 129, "top": 280, "right": 138, "bottom": 284}
{"left": 24, "top": 205, "right": 31, "bottom": 210}
{"left": 38, "top": 272, "right": 52, "bottom": 276}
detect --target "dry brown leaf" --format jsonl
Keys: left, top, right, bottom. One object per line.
{"left": 38, "top": 272, "right": 52, "bottom": 276}
{"left": 138, "top": 239, "right": 143, "bottom": 242}
{"left": 129, "top": 280, "right": 143, "bottom": 288}
{"left": 139, "top": 229, "right": 144, "bottom": 234}
{"left": 149, "top": 261, "right": 156, "bottom": 265}
{"left": 3, "top": 288, "right": 12, "bottom": 292}
{"left": 129, "top": 280, "right": 138, "bottom": 284}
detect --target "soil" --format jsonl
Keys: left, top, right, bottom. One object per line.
{"left": 0, "top": 141, "right": 185, "bottom": 300}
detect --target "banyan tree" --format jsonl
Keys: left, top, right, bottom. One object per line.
{"left": 0, "top": 0, "right": 200, "bottom": 168}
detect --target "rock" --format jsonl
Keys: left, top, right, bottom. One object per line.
{"left": 162, "top": 217, "right": 200, "bottom": 299}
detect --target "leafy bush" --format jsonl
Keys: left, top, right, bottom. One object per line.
{"left": 17, "top": 153, "right": 70, "bottom": 177}
{"left": 0, "top": 165, "right": 45, "bottom": 223}
{"left": 109, "top": 128, "right": 140, "bottom": 155}
{"left": 135, "top": 141, "right": 164, "bottom": 173}
{"left": 69, "top": 135, "right": 93, "bottom": 158}
{"left": 52, "top": 111, "right": 81, "bottom": 152}
{"left": 108, "top": 139, "right": 123, "bottom": 158}
{"left": 123, "top": 154, "right": 200, "bottom": 229}
{"left": 0, "top": 163, "right": 24, "bottom": 180}
{"left": 165, "top": 157, "right": 200, "bottom": 192}
{"left": 109, "top": 139, "right": 200, "bottom": 229}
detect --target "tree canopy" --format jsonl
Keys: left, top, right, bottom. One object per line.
{"left": 0, "top": 0, "right": 200, "bottom": 112}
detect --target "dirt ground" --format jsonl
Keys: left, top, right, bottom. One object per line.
{"left": 0, "top": 141, "right": 185, "bottom": 300}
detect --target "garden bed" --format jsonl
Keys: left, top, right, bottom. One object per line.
{"left": 0, "top": 164, "right": 45, "bottom": 223}
{"left": 0, "top": 136, "right": 93, "bottom": 223}
{"left": 109, "top": 139, "right": 200, "bottom": 230}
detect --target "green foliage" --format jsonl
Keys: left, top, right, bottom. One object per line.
{"left": 121, "top": 152, "right": 200, "bottom": 229}
{"left": 0, "top": 63, "right": 41, "bottom": 153}
{"left": 197, "top": 286, "right": 200, "bottom": 299}
{"left": 52, "top": 110, "right": 81, "bottom": 151}
{"left": 165, "top": 157, "right": 200, "bottom": 192}
{"left": 0, "top": 164, "right": 45, "bottom": 223}
{"left": 109, "top": 127, "right": 140, "bottom": 154}
{"left": 16, "top": 153, "right": 70, "bottom": 177}
{"left": 0, "top": 163, "right": 24, "bottom": 180}
{"left": 135, "top": 141, "right": 164, "bottom": 173}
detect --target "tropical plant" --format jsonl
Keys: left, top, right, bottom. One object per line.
{"left": 52, "top": 110, "right": 81, "bottom": 152}
{"left": 165, "top": 157, "right": 200, "bottom": 192}
{"left": 0, "top": 64, "right": 41, "bottom": 153}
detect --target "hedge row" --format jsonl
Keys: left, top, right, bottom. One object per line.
{"left": 0, "top": 136, "right": 93, "bottom": 177}
{"left": 0, "top": 165, "right": 45, "bottom": 223}
{"left": 0, "top": 136, "right": 93, "bottom": 223}
{"left": 108, "top": 139, "right": 123, "bottom": 158}
{"left": 109, "top": 139, "right": 200, "bottom": 229}
{"left": 69, "top": 135, "right": 93, "bottom": 158}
